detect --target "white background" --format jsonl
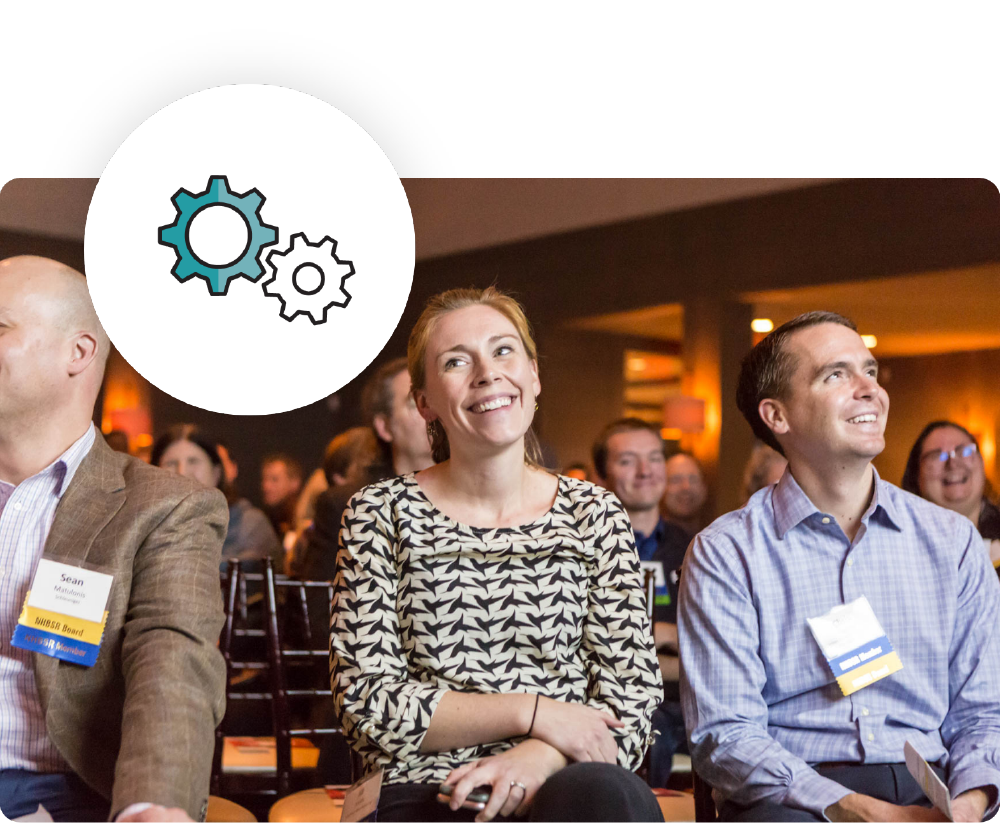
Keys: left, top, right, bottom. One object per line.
{"left": 1, "top": 3, "right": 997, "bottom": 181}
{"left": 84, "top": 85, "right": 413, "bottom": 414}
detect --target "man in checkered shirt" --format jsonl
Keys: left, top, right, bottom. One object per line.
{"left": 679, "top": 311, "right": 1000, "bottom": 822}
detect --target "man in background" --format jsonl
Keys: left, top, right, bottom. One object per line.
{"left": 593, "top": 418, "right": 691, "bottom": 788}
{"left": 260, "top": 452, "right": 302, "bottom": 541}
{"left": 662, "top": 451, "right": 707, "bottom": 537}
{"left": 303, "top": 357, "right": 434, "bottom": 582}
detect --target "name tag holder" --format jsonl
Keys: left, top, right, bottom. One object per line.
{"left": 807, "top": 595, "right": 903, "bottom": 696}
{"left": 11, "top": 556, "right": 114, "bottom": 667}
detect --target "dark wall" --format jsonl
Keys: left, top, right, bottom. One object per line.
{"left": 3, "top": 179, "right": 998, "bottom": 507}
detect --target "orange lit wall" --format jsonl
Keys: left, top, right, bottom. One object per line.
{"left": 874, "top": 348, "right": 1000, "bottom": 489}
{"left": 101, "top": 349, "right": 153, "bottom": 452}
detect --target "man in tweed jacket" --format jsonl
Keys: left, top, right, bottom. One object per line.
{"left": 0, "top": 257, "right": 227, "bottom": 822}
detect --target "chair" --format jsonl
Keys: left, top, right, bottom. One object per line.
{"left": 206, "top": 795, "right": 257, "bottom": 823}
{"left": 212, "top": 561, "right": 274, "bottom": 802}
{"left": 262, "top": 559, "right": 361, "bottom": 797}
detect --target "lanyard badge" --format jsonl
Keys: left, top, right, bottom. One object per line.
{"left": 807, "top": 595, "right": 903, "bottom": 696}
{"left": 11, "top": 557, "right": 113, "bottom": 667}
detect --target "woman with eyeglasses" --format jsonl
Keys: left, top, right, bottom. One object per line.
{"left": 902, "top": 420, "right": 1000, "bottom": 572}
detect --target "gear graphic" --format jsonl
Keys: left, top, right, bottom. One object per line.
{"left": 158, "top": 175, "right": 278, "bottom": 295}
{"left": 262, "top": 233, "right": 355, "bottom": 324}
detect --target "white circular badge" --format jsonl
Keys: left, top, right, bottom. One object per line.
{"left": 85, "top": 84, "right": 414, "bottom": 415}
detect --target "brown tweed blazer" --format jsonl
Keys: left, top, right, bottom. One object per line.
{"left": 30, "top": 433, "right": 228, "bottom": 820}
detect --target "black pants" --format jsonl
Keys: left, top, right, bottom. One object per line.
{"left": 377, "top": 762, "right": 664, "bottom": 822}
{"left": 718, "top": 763, "right": 944, "bottom": 822}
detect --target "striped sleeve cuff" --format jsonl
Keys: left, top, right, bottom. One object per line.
{"left": 949, "top": 766, "right": 1000, "bottom": 821}
{"left": 783, "top": 769, "right": 854, "bottom": 821}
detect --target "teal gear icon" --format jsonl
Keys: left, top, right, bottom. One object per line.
{"left": 158, "top": 175, "right": 278, "bottom": 295}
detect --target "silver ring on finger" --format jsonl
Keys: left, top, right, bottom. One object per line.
{"left": 510, "top": 781, "right": 527, "bottom": 791}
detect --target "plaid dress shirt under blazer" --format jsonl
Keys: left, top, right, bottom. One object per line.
{"left": 28, "top": 433, "right": 228, "bottom": 820}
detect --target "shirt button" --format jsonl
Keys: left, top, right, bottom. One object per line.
{"left": 12, "top": 502, "right": 21, "bottom": 511}
{"left": 862, "top": 708, "right": 870, "bottom": 716}
{"left": 847, "top": 558, "right": 854, "bottom": 566}
{"left": 821, "top": 517, "right": 831, "bottom": 524}
{"left": 867, "top": 733, "right": 875, "bottom": 742}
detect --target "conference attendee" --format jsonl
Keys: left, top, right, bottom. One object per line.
{"left": 740, "top": 439, "right": 788, "bottom": 504}
{"left": 902, "top": 420, "right": 1000, "bottom": 569}
{"left": 367, "top": 355, "right": 438, "bottom": 478}
{"left": 290, "top": 427, "right": 379, "bottom": 581}
{"left": 330, "top": 287, "right": 663, "bottom": 822}
{"left": 151, "top": 424, "right": 283, "bottom": 570}
{"left": 260, "top": 452, "right": 303, "bottom": 540}
{"left": 593, "top": 417, "right": 692, "bottom": 788}
{"left": 661, "top": 452, "right": 707, "bottom": 536}
{"left": 306, "top": 359, "right": 434, "bottom": 579}
{"left": 680, "top": 310, "right": 1000, "bottom": 822}
{"left": 0, "top": 256, "right": 226, "bottom": 822}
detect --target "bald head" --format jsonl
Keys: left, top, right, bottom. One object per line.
{"left": 0, "top": 255, "right": 110, "bottom": 378}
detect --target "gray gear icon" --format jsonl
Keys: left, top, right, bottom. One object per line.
{"left": 262, "top": 233, "right": 355, "bottom": 324}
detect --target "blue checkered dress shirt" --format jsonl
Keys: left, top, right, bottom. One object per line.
{"left": 678, "top": 466, "right": 1000, "bottom": 818}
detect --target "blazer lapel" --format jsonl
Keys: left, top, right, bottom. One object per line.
{"left": 41, "top": 434, "right": 126, "bottom": 564}
{"left": 33, "top": 434, "right": 127, "bottom": 701}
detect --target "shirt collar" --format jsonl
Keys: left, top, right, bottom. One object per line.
{"left": 2, "top": 424, "right": 98, "bottom": 498}
{"left": 634, "top": 517, "right": 667, "bottom": 544}
{"left": 54, "top": 424, "right": 97, "bottom": 497}
{"left": 772, "top": 463, "right": 902, "bottom": 540}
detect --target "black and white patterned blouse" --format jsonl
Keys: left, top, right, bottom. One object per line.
{"left": 329, "top": 473, "right": 661, "bottom": 786}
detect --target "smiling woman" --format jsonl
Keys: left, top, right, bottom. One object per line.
{"left": 329, "top": 287, "right": 662, "bottom": 823}
{"left": 406, "top": 287, "right": 545, "bottom": 467}
{"left": 902, "top": 420, "right": 1000, "bottom": 570}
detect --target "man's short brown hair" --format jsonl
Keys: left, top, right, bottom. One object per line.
{"left": 361, "top": 357, "right": 409, "bottom": 428}
{"left": 592, "top": 418, "right": 665, "bottom": 480}
{"left": 261, "top": 452, "right": 302, "bottom": 482}
{"left": 736, "top": 311, "right": 857, "bottom": 455}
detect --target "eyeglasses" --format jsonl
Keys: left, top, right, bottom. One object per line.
{"left": 920, "top": 443, "right": 978, "bottom": 466}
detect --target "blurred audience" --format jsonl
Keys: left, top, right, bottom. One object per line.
{"left": 322, "top": 427, "right": 379, "bottom": 487}
{"left": 151, "top": 424, "right": 282, "bottom": 570}
{"left": 662, "top": 451, "right": 707, "bottom": 536}
{"left": 295, "top": 359, "right": 433, "bottom": 582}
{"left": 902, "top": 420, "right": 1000, "bottom": 570}
{"left": 260, "top": 452, "right": 302, "bottom": 540}
{"left": 741, "top": 439, "right": 788, "bottom": 503}
{"left": 290, "top": 427, "right": 380, "bottom": 580}
{"left": 330, "top": 287, "right": 662, "bottom": 822}
{"left": 593, "top": 418, "right": 690, "bottom": 789}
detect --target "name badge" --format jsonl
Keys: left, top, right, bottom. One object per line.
{"left": 806, "top": 596, "right": 902, "bottom": 696}
{"left": 341, "top": 768, "right": 382, "bottom": 822}
{"left": 639, "top": 561, "right": 671, "bottom": 607}
{"left": 10, "top": 558, "right": 113, "bottom": 667}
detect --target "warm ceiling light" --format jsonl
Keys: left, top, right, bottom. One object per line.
{"left": 861, "top": 334, "right": 877, "bottom": 349}
{"left": 628, "top": 358, "right": 647, "bottom": 372}
{"left": 751, "top": 318, "right": 774, "bottom": 333}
